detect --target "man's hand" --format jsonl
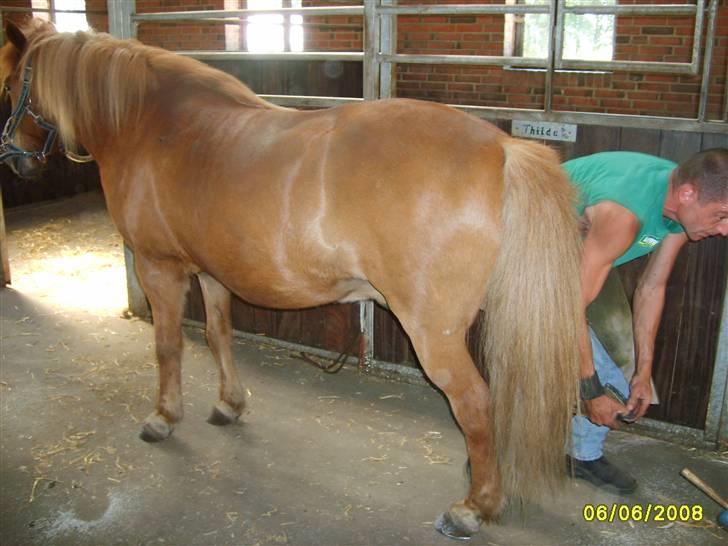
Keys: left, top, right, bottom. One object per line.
{"left": 583, "top": 395, "right": 627, "bottom": 429}
{"left": 627, "top": 375, "right": 652, "bottom": 420}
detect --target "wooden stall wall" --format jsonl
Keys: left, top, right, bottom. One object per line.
{"left": 186, "top": 276, "right": 361, "bottom": 355}
{"left": 207, "top": 60, "right": 362, "bottom": 99}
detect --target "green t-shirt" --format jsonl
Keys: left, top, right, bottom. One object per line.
{"left": 563, "top": 151, "right": 685, "bottom": 267}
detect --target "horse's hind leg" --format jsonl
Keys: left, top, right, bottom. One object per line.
{"left": 403, "top": 322, "right": 503, "bottom": 538}
{"left": 134, "top": 255, "right": 190, "bottom": 442}
{"left": 198, "top": 273, "right": 246, "bottom": 425}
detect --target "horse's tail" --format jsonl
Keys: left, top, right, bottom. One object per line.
{"left": 481, "top": 137, "right": 583, "bottom": 503}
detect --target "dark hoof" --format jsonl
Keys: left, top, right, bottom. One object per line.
{"left": 435, "top": 512, "right": 473, "bottom": 541}
{"left": 139, "top": 419, "right": 172, "bottom": 442}
{"left": 207, "top": 405, "right": 238, "bottom": 426}
{"left": 139, "top": 428, "right": 165, "bottom": 443}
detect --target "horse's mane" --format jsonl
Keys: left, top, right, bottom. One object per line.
{"left": 17, "top": 20, "right": 282, "bottom": 151}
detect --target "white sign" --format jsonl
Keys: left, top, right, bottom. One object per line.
{"left": 511, "top": 120, "right": 577, "bottom": 142}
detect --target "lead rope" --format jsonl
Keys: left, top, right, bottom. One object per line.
{"left": 292, "top": 330, "right": 362, "bottom": 374}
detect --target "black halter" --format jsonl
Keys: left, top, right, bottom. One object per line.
{"left": 0, "top": 64, "right": 58, "bottom": 163}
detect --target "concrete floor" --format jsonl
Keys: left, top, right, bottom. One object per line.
{"left": 1, "top": 192, "right": 726, "bottom": 546}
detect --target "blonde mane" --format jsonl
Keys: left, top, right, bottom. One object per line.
{"left": 18, "top": 22, "right": 281, "bottom": 152}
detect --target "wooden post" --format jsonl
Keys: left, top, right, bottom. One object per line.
{"left": 363, "top": 0, "right": 380, "bottom": 101}
{"left": 0, "top": 189, "right": 10, "bottom": 287}
{"left": 124, "top": 244, "right": 149, "bottom": 318}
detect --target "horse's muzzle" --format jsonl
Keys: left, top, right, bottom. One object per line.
{"left": 4, "top": 153, "right": 44, "bottom": 180}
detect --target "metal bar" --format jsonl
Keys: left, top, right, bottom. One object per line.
{"left": 455, "top": 105, "right": 727, "bottom": 134}
{"left": 378, "top": 4, "right": 696, "bottom": 16}
{"left": 378, "top": 5, "right": 550, "bottom": 15}
{"left": 379, "top": 0, "right": 396, "bottom": 100}
{"left": 182, "top": 51, "right": 363, "bottom": 62}
{"left": 381, "top": 53, "right": 547, "bottom": 67}
{"left": 132, "top": 7, "right": 364, "bottom": 23}
{"left": 554, "top": 0, "right": 565, "bottom": 70}
{"left": 560, "top": 59, "right": 697, "bottom": 74}
{"left": 0, "top": 7, "right": 105, "bottom": 14}
{"left": 283, "top": 0, "right": 291, "bottom": 54}
{"left": 546, "top": 0, "right": 562, "bottom": 112}
{"left": 359, "top": 301, "right": 375, "bottom": 370}
{"left": 720, "top": 375, "right": 728, "bottom": 447}
{"left": 690, "top": 0, "right": 706, "bottom": 75}
{"left": 261, "top": 95, "right": 361, "bottom": 108}
{"left": 725, "top": 52, "right": 728, "bottom": 122}
{"left": 363, "top": 0, "right": 379, "bottom": 101}
{"left": 704, "top": 254, "right": 728, "bottom": 446}
{"left": 698, "top": 0, "right": 717, "bottom": 122}
{"left": 108, "top": 0, "right": 134, "bottom": 40}
{"left": 384, "top": 55, "right": 695, "bottom": 75}
{"left": 125, "top": 17, "right": 364, "bottom": 29}
{"left": 564, "top": 5, "right": 696, "bottom": 16}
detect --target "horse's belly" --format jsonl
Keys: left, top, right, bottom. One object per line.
{"left": 208, "top": 257, "right": 380, "bottom": 310}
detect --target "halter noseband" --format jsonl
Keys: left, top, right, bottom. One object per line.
{"left": 0, "top": 63, "right": 59, "bottom": 164}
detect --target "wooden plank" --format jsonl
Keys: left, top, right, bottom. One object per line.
{"left": 124, "top": 246, "right": 150, "bottom": 318}
{"left": 372, "top": 305, "right": 417, "bottom": 366}
{"left": 189, "top": 292, "right": 361, "bottom": 355}
{"left": 701, "top": 133, "right": 728, "bottom": 150}
{"left": 208, "top": 59, "right": 363, "bottom": 100}
{"left": 646, "top": 238, "right": 728, "bottom": 427}
{"left": 0, "top": 188, "right": 9, "bottom": 286}
{"left": 659, "top": 131, "right": 702, "bottom": 163}
{"left": 620, "top": 127, "right": 661, "bottom": 155}
{"left": 572, "top": 125, "right": 621, "bottom": 158}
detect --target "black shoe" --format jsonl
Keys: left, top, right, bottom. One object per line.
{"left": 567, "top": 456, "right": 637, "bottom": 494}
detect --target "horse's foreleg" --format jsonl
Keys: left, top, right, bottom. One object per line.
{"left": 198, "top": 273, "right": 246, "bottom": 426}
{"left": 134, "top": 255, "right": 190, "bottom": 442}
{"left": 408, "top": 329, "right": 503, "bottom": 538}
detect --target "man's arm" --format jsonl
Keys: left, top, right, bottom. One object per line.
{"left": 627, "top": 232, "right": 687, "bottom": 418}
{"left": 579, "top": 202, "right": 640, "bottom": 427}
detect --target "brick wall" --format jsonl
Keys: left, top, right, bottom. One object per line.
{"left": 388, "top": 0, "right": 727, "bottom": 120}
{"left": 2, "top": 1, "right": 725, "bottom": 120}
{"left": 302, "top": 0, "right": 363, "bottom": 52}
{"left": 133, "top": 1, "right": 227, "bottom": 51}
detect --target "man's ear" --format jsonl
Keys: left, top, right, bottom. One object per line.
{"left": 5, "top": 21, "right": 27, "bottom": 53}
{"left": 677, "top": 182, "right": 698, "bottom": 205}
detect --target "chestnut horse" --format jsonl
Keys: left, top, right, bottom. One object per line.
{"left": 0, "top": 20, "right": 583, "bottom": 539}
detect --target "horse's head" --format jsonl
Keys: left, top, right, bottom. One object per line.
{"left": 1, "top": 19, "right": 59, "bottom": 179}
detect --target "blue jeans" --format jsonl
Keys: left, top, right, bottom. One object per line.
{"left": 570, "top": 327, "right": 631, "bottom": 461}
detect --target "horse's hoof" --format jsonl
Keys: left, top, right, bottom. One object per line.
{"left": 139, "top": 417, "right": 173, "bottom": 442}
{"left": 435, "top": 512, "right": 474, "bottom": 541}
{"left": 207, "top": 402, "right": 241, "bottom": 426}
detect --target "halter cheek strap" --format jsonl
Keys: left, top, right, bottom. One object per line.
{"left": 0, "top": 63, "right": 59, "bottom": 163}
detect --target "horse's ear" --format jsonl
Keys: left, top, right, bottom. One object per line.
{"left": 5, "top": 21, "right": 27, "bottom": 52}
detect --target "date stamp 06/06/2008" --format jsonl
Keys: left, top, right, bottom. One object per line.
{"left": 583, "top": 504, "right": 704, "bottom": 523}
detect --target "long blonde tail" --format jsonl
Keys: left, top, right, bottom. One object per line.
{"left": 482, "top": 138, "right": 583, "bottom": 502}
